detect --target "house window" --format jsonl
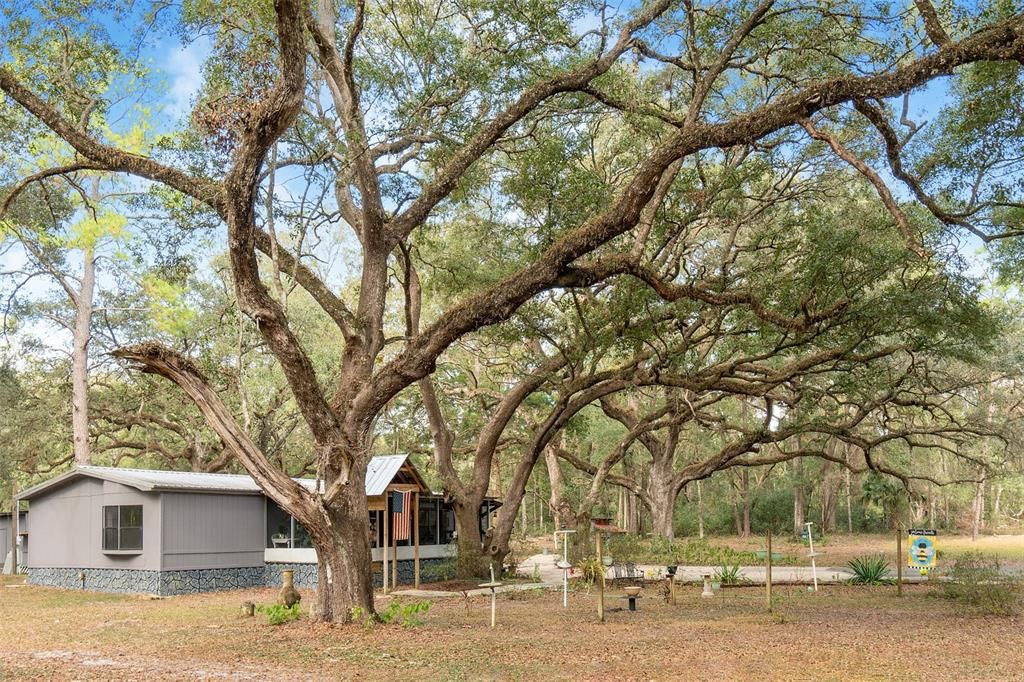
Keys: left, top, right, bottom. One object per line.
{"left": 418, "top": 498, "right": 439, "bottom": 546}
{"left": 103, "top": 505, "right": 143, "bottom": 551}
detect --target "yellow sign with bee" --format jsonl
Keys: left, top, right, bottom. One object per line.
{"left": 907, "top": 529, "right": 937, "bottom": 573}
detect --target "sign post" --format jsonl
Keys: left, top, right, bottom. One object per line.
{"left": 896, "top": 529, "right": 902, "bottom": 597}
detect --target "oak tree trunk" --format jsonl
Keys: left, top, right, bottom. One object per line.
{"left": 308, "top": 495, "right": 375, "bottom": 622}
{"left": 647, "top": 456, "right": 677, "bottom": 540}
{"left": 452, "top": 498, "right": 487, "bottom": 578}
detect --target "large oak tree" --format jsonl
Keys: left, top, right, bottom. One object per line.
{"left": 3, "top": 0, "right": 1024, "bottom": 620}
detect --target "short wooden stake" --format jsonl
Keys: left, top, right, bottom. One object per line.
{"left": 766, "top": 529, "right": 773, "bottom": 612}
{"left": 896, "top": 529, "right": 903, "bottom": 597}
{"left": 596, "top": 531, "right": 605, "bottom": 623}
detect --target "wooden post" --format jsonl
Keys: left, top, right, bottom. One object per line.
{"left": 383, "top": 504, "right": 390, "bottom": 594}
{"left": 896, "top": 528, "right": 903, "bottom": 597}
{"left": 766, "top": 529, "right": 773, "bottom": 612}
{"left": 392, "top": 521, "right": 398, "bottom": 589}
{"left": 414, "top": 491, "right": 421, "bottom": 588}
{"left": 596, "top": 531, "right": 605, "bottom": 623}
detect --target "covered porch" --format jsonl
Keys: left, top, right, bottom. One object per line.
{"left": 264, "top": 455, "right": 492, "bottom": 590}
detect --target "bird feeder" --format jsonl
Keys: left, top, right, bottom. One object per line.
{"left": 701, "top": 573, "right": 715, "bottom": 598}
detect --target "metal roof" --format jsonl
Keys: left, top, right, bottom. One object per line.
{"left": 365, "top": 454, "right": 411, "bottom": 496}
{"left": 17, "top": 455, "right": 420, "bottom": 500}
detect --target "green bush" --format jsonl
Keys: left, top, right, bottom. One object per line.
{"left": 606, "top": 536, "right": 794, "bottom": 566}
{"left": 846, "top": 555, "right": 895, "bottom": 585}
{"left": 714, "top": 563, "right": 751, "bottom": 586}
{"left": 938, "top": 552, "right": 1019, "bottom": 616}
{"left": 378, "top": 598, "right": 432, "bottom": 627}
{"left": 257, "top": 603, "right": 301, "bottom": 625}
{"left": 575, "top": 556, "right": 604, "bottom": 585}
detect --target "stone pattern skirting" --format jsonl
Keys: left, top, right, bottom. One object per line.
{"left": 29, "top": 566, "right": 161, "bottom": 594}
{"left": 159, "top": 567, "right": 266, "bottom": 595}
{"left": 264, "top": 562, "right": 319, "bottom": 589}
{"left": 266, "top": 558, "right": 449, "bottom": 589}
{"left": 29, "top": 559, "right": 449, "bottom": 596}
{"left": 29, "top": 566, "right": 265, "bottom": 596}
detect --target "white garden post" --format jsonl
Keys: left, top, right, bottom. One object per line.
{"left": 805, "top": 522, "right": 819, "bottom": 592}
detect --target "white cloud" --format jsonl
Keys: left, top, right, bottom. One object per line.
{"left": 163, "top": 39, "right": 209, "bottom": 121}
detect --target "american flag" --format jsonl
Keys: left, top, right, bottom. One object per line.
{"left": 392, "top": 491, "right": 412, "bottom": 541}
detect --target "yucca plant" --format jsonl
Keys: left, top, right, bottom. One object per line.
{"left": 847, "top": 555, "right": 895, "bottom": 585}
{"left": 714, "top": 563, "right": 750, "bottom": 586}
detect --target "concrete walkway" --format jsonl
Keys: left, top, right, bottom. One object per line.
{"left": 518, "top": 552, "right": 928, "bottom": 585}
{"left": 388, "top": 582, "right": 548, "bottom": 598}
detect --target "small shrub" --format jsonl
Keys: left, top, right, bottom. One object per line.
{"left": 423, "top": 548, "right": 459, "bottom": 582}
{"left": 505, "top": 587, "right": 546, "bottom": 601}
{"left": 605, "top": 536, "right": 794, "bottom": 566}
{"left": 350, "top": 599, "right": 432, "bottom": 628}
{"left": 378, "top": 598, "right": 432, "bottom": 627}
{"left": 257, "top": 603, "right": 301, "bottom": 625}
{"left": 938, "top": 552, "right": 1019, "bottom": 616}
{"left": 576, "top": 556, "right": 604, "bottom": 586}
{"left": 847, "top": 555, "right": 895, "bottom": 585}
{"left": 714, "top": 563, "right": 750, "bottom": 586}
{"left": 349, "top": 605, "right": 375, "bottom": 630}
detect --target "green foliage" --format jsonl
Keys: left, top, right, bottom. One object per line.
{"left": 606, "top": 536, "right": 791, "bottom": 566}
{"left": 938, "top": 553, "right": 1019, "bottom": 616}
{"left": 351, "top": 599, "right": 431, "bottom": 628}
{"left": 713, "top": 564, "right": 750, "bottom": 586}
{"left": 504, "top": 586, "right": 546, "bottom": 601}
{"left": 575, "top": 556, "right": 604, "bottom": 586}
{"left": 860, "top": 473, "right": 909, "bottom": 529}
{"left": 377, "top": 599, "right": 432, "bottom": 628}
{"left": 422, "top": 555, "right": 457, "bottom": 583}
{"left": 256, "top": 603, "right": 301, "bottom": 626}
{"left": 846, "top": 555, "right": 895, "bottom": 586}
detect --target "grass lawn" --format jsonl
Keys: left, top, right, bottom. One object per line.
{"left": 1, "top": 575, "right": 1021, "bottom": 680}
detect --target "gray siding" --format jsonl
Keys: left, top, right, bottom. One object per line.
{"left": 27, "top": 478, "right": 161, "bottom": 570}
{"left": 160, "top": 493, "right": 265, "bottom": 570}
{"left": 0, "top": 513, "right": 27, "bottom": 567}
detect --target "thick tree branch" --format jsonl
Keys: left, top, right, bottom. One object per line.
{"left": 365, "top": 17, "right": 1024, "bottom": 418}
{"left": 801, "top": 118, "right": 926, "bottom": 257}
{"left": 111, "top": 343, "right": 317, "bottom": 519}
{"left": 383, "top": 0, "right": 674, "bottom": 246}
